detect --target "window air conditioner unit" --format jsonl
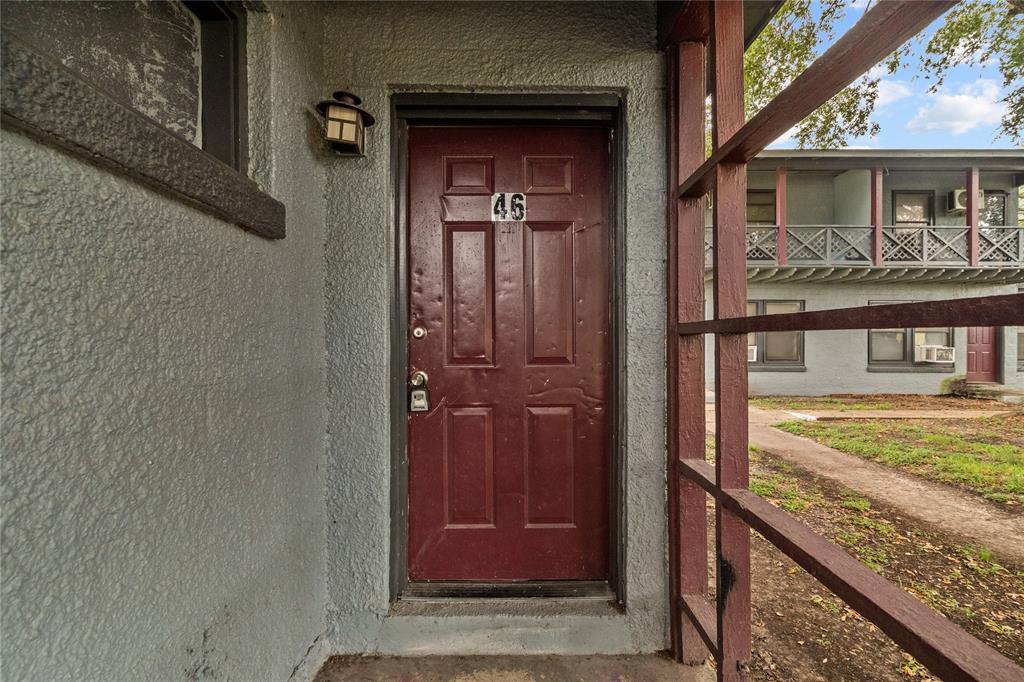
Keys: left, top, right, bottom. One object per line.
{"left": 914, "top": 345, "right": 955, "bottom": 363}
{"left": 747, "top": 346, "right": 758, "bottom": 362}
{"left": 946, "top": 189, "right": 983, "bottom": 215}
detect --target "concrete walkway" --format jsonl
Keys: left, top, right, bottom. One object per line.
{"left": 704, "top": 403, "right": 1024, "bottom": 565}
{"left": 313, "top": 655, "right": 713, "bottom": 681}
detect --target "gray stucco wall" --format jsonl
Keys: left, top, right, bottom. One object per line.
{"left": 833, "top": 170, "right": 870, "bottom": 225}
{"left": 706, "top": 282, "right": 1022, "bottom": 395}
{"left": 746, "top": 170, "right": 839, "bottom": 225}
{"left": 320, "top": 1, "right": 669, "bottom": 655}
{"left": 0, "top": 4, "right": 328, "bottom": 680}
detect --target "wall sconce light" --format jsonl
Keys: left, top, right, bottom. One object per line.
{"left": 316, "top": 90, "right": 375, "bottom": 156}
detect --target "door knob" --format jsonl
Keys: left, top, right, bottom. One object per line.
{"left": 410, "top": 370, "right": 428, "bottom": 387}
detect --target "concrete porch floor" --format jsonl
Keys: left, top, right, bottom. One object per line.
{"left": 312, "top": 655, "right": 713, "bottom": 681}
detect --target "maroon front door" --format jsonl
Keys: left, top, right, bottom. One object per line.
{"left": 966, "top": 326, "right": 997, "bottom": 382}
{"left": 406, "top": 126, "right": 610, "bottom": 581}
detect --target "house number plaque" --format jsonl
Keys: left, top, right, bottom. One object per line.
{"left": 491, "top": 192, "right": 526, "bottom": 221}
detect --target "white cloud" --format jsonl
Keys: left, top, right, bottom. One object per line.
{"left": 876, "top": 79, "right": 912, "bottom": 108}
{"left": 906, "top": 79, "right": 1006, "bottom": 135}
{"left": 848, "top": 0, "right": 872, "bottom": 9}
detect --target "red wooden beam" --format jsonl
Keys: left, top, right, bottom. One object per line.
{"left": 680, "top": 594, "right": 720, "bottom": 662}
{"left": 670, "top": 38, "right": 711, "bottom": 666}
{"left": 775, "top": 167, "right": 787, "bottom": 266}
{"left": 710, "top": 2, "right": 751, "bottom": 679}
{"left": 967, "top": 167, "right": 980, "bottom": 265}
{"left": 678, "top": 294, "right": 1024, "bottom": 336}
{"left": 679, "top": 0, "right": 955, "bottom": 199}
{"left": 679, "top": 460, "right": 1024, "bottom": 682}
{"left": 871, "top": 167, "right": 884, "bottom": 265}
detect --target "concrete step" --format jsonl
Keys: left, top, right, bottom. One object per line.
{"left": 964, "top": 383, "right": 1024, "bottom": 405}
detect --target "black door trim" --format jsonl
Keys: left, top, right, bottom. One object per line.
{"left": 389, "top": 93, "right": 627, "bottom": 602}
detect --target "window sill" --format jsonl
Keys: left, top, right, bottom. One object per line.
{"left": 749, "top": 365, "right": 807, "bottom": 372}
{"left": 0, "top": 31, "right": 284, "bottom": 239}
{"left": 866, "top": 365, "right": 955, "bottom": 373}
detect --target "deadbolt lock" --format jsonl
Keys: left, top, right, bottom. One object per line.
{"left": 412, "top": 326, "right": 427, "bottom": 339}
{"left": 409, "top": 370, "right": 430, "bottom": 412}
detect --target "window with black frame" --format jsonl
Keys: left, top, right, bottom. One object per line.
{"left": 183, "top": 1, "right": 248, "bottom": 172}
{"left": 868, "top": 301, "right": 954, "bottom": 370}
{"left": 892, "top": 191, "right": 933, "bottom": 226}
{"left": 981, "top": 190, "right": 1006, "bottom": 227}
{"left": 746, "top": 190, "right": 776, "bottom": 225}
{"left": 747, "top": 300, "right": 804, "bottom": 370}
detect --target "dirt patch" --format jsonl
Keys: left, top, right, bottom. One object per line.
{"left": 743, "top": 451, "right": 1024, "bottom": 681}
{"left": 751, "top": 394, "right": 1007, "bottom": 412}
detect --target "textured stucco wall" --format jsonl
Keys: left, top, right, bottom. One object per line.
{"left": 705, "top": 282, "right": 1022, "bottom": 395}
{"left": 833, "top": 170, "right": 871, "bottom": 225}
{"left": 320, "top": 1, "right": 669, "bottom": 655}
{"left": 1, "top": 4, "right": 328, "bottom": 680}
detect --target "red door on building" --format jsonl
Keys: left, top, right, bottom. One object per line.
{"left": 966, "top": 326, "right": 997, "bottom": 383}
{"left": 406, "top": 126, "right": 610, "bottom": 581}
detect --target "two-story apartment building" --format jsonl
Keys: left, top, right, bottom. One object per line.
{"left": 705, "top": 150, "right": 1024, "bottom": 395}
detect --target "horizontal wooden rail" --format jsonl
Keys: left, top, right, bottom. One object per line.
{"left": 680, "top": 594, "right": 719, "bottom": 661}
{"left": 679, "top": 461, "right": 1024, "bottom": 681}
{"left": 678, "top": 0, "right": 954, "bottom": 198}
{"left": 678, "top": 293, "right": 1024, "bottom": 336}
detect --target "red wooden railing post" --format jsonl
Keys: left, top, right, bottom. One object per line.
{"left": 871, "top": 166, "right": 884, "bottom": 266}
{"left": 710, "top": 2, "right": 751, "bottom": 679}
{"left": 775, "top": 167, "right": 788, "bottom": 265}
{"left": 967, "top": 167, "right": 980, "bottom": 265}
{"left": 668, "top": 39, "right": 711, "bottom": 665}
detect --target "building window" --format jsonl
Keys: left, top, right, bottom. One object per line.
{"left": 892, "top": 191, "right": 933, "bottom": 226}
{"left": 868, "top": 301, "right": 954, "bottom": 369}
{"left": 747, "top": 300, "right": 804, "bottom": 369}
{"left": 746, "top": 190, "right": 776, "bottom": 225}
{"left": 184, "top": 1, "right": 248, "bottom": 172}
{"left": 981, "top": 190, "right": 1007, "bottom": 227}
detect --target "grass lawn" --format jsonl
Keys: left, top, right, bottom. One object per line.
{"left": 775, "top": 414, "right": 1024, "bottom": 506}
{"left": 750, "top": 394, "right": 1006, "bottom": 412}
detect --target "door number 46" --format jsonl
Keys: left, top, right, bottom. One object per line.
{"left": 491, "top": 192, "right": 526, "bottom": 221}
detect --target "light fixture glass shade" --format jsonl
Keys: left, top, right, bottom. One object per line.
{"left": 317, "top": 91, "right": 375, "bottom": 156}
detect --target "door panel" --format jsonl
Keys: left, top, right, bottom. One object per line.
{"left": 407, "top": 126, "right": 610, "bottom": 581}
{"left": 966, "top": 326, "right": 997, "bottom": 382}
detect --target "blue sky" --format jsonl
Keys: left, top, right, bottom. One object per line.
{"left": 770, "top": 0, "right": 1014, "bottom": 150}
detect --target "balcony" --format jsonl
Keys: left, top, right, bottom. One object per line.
{"left": 704, "top": 225, "right": 1024, "bottom": 268}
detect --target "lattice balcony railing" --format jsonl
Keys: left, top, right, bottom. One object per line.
{"left": 980, "top": 227, "right": 1024, "bottom": 263}
{"left": 704, "top": 226, "right": 1023, "bottom": 267}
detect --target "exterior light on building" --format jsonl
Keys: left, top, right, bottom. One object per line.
{"left": 315, "top": 90, "right": 375, "bottom": 156}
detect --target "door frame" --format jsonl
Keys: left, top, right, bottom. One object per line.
{"left": 388, "top": 93, "right": 627, "bottom": 602}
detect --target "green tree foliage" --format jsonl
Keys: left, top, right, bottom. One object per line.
{"left": 746, "top": 0, "right": 1024, "bottom": 148}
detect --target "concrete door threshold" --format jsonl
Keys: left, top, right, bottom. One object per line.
{"left": 391, "top": 596, "right": 621, "bottom": 618}
{"left": 313, "top": 654, "right": 714, "bottom": 681}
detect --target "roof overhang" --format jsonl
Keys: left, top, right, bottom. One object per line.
{"left": 707, "top": 266, "right": 1024, "bottom": 285}
{"left": 749, "top": 150, "right": 1024, "bottom": 174}
{"left": 657, "top": 0, "right": 782, "bottom": 49}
